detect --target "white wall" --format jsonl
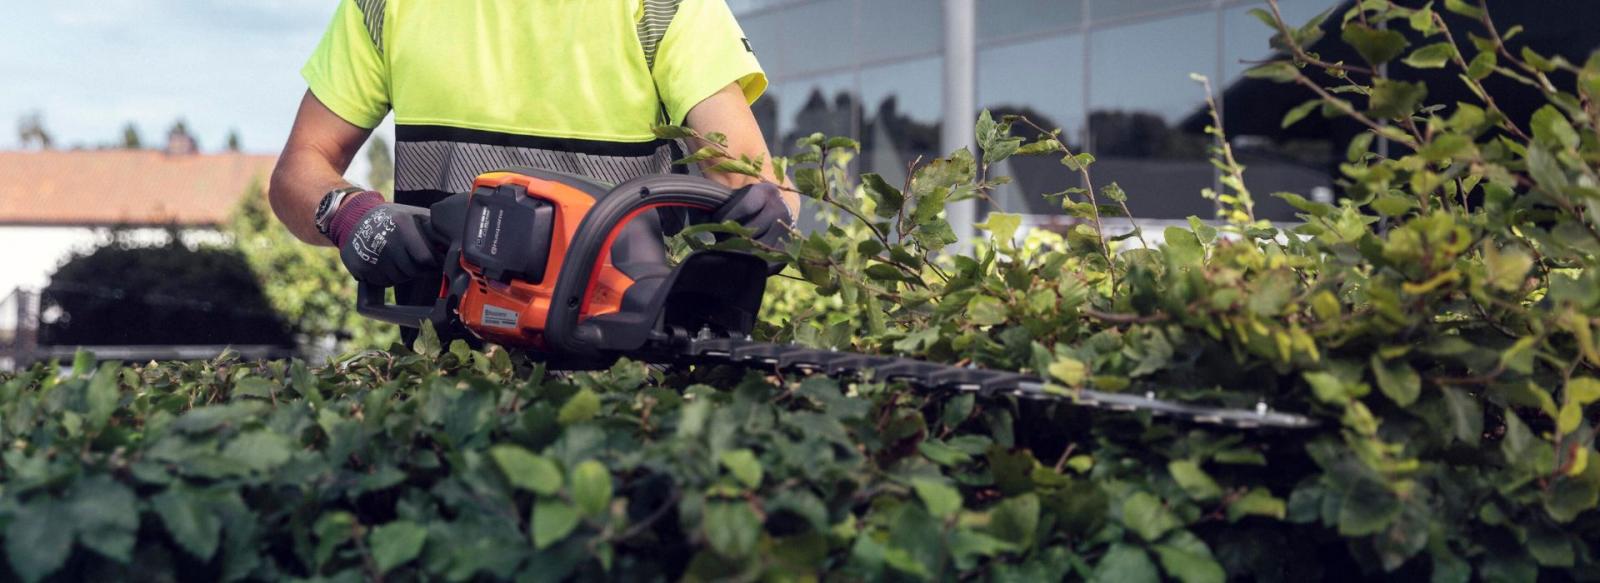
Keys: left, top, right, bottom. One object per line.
{"left": 0, "top": 226, "right": 228, "bottom": 294}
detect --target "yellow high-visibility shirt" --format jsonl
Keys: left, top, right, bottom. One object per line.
{"left": 302, "top": 0, "right": 766, "bottom": 203}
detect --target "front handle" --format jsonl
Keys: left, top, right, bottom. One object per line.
{"left": 353, "top": 194, "right": 470, "bottom": 329}
{"left": 542, "top": 175, "right": 735, "bottom": 357}
{"left": 356, "top": 283, "right": 438, "bottom": 328}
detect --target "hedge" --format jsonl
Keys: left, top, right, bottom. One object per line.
{"left": 3, "top": 1, "right": 1600, "bottom": 581}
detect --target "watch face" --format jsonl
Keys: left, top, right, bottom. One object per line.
{"left": 315, "top": 191, "right": 342, "bottom": 234}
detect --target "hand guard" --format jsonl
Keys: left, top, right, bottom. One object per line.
{"left": 339, "top": 203, "right": 440, "bottom": 287}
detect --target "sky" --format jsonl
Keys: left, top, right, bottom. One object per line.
{"left": 1, "top": 0, "right": 388, "bottom": 165}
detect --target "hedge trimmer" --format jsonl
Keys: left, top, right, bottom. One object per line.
{"left": 357, "top": 168, "right": 1317, "bottom": 430}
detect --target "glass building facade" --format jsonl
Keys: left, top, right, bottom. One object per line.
{"left": 731, "top": 0, "right": 1343, "bottom": 224}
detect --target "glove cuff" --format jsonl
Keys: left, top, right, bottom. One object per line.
{"left": 328, "top": 191, "right": 385, "bottom": 247}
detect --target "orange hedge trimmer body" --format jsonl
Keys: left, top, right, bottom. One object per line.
{"left": 357, "top": 168, "right": 1317, "bottom": 430}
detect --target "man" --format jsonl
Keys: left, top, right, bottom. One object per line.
{"left": 268, "top": 0, "right": 793, "bottom": 323}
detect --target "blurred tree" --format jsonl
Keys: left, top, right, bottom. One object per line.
{"left": 367, "top": 134, "right": 395, "bottom": 195}
{"left": 226, "top": 129, "right": 242, "bottom": 152}
{"left": 17, "top": 111, "right": 52, "bottom": 150}
{"left": 39, "top": 234, "right": 294, "bottom": 347}
{"left": 121, "top": 123, "right": 143, "bottom": 149}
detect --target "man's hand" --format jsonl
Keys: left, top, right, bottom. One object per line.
{"left": 712, "top": 182, "right": 792, "bottom": 250}
{"left": 336, "top": 199, "right": 440, "bottom": 287}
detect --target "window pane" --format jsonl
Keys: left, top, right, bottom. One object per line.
{"left": 1220, "top": 0, "right": 1332, "bottom": 82}
{"left": 1218, "top": 1, "right": 1342, "bottom": 220}
{"left": 979, "top": 0, "right": 1082, "bottom": 43}
{"left": 1090, "top": 0, "right": 1210, "bottom": 23}
{"left": 859, "top": 0, "right": 943, "bottom": 63}
{"left": 778, "top": 0, "right": 857, "bottom": 76}
{"left": 1087, "top": 12, "right": 1217, "bottom": 220}
{"left": 860, "top": 58, "right": 943, "bottom": 187}
{"left": 979, "top": 34, "right": 1087, "bottom": 216}
{"left": 739, "top": 11, "right": 787, "bottom": 81}
{"left": 752, "top": 84, "right": 782, "bottom": 153}
{"left": 773, "top": 74, "right": 857, "bottom": 233}
{"left": 776, "top": 74, "right": 857, "bottom": 155}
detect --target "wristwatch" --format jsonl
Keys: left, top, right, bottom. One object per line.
{"left": 314, "top": 185, "right": 367, "bottom": 242}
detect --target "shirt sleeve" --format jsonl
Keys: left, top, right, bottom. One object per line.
{"left": 652, "top": 0, "right": 768, "bottom": 126}
{"left": 300, "top": 0, "right": 391, "bottom": 129}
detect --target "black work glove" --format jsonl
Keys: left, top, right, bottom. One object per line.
{"left": 712, "top": 183, "right": 793, "bottom": 249}
{"left": 710, "top": 183, "right": 793, "bottom": 275}
{"left": 338, "top": 203, "right": 441, "bottom": 287}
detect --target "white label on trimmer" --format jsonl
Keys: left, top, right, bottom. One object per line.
{"left": 482, "top": 304, "right": 520, "bottom": 329}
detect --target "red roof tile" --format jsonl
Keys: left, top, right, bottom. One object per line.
{"left": 0, "top": 150, "right": 277, "bottom": 226}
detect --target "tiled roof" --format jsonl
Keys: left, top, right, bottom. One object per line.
{"left": 0, "top": 150, "right": 277, "bottom": 226}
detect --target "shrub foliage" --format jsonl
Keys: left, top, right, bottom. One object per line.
{"left": 4, "top": 1, "right": 1600, "bottom": 581}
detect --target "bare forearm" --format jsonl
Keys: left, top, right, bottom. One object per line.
{"left": 268, "top": 147, "right": 358, "bottom": 244}
{"left": 269, "top": 91, "right": 376, "bottom": 245}
{"left": 685, "top": 83, "right": 798, "bottom": 215}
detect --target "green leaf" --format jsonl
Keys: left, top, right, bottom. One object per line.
{"left": 704, "top": 501, "right": 761, "bottom": 559}
{"left": 1404, "top": 42, "right": 1456, "bottom": 69}
{"left": 1526, "top": 524, "right": 1575, "bottom": 567}
{"left": 6, "top": 501, "right": 73, "bottom": 583}
{"left": 221, "top": 430, "right": 294, "bottom": 473}
{"left": 1467, "top": 50, "right": 1497, "bottom": 80}
{"left": 1048, "top": 356, "right": 1087, "bottom": 387}
{"left": 1543, "top": 453, "right": 1600, "bottom": 522}
{"left": 1569, "top": 377, "right": 1600, "bottom": 405}
{"left": 977, "top": 212, "right": 1023, "bottom": 248}
{"left": 1281, "top": 99, "right": 1322, "bottom": 129}
{"left": 793, "top": 167, "right": 825, "bottom": 198}
{"left": 489, "top": 445, "right": 563, "bottom": 495}
{"left": 1501, "top": 411, "right": 1536, "bottom": 463}
{"left": 1484, "top": 245, "right": 1534, "bottom": 292}
{"left": 1441, "top": 387, "right": 1483, "bottom": 446}
{"left": 154, "top": 488, "right": 223, "bottom": 561}
{"left": 1164, "top": 227, "right": 1204, "bottom": 266}
{"left": 86, "top": 362, "right": 120, "bottom": 430}
{"left": 968, "top": 295, "right": 1009, "bottom": 327}
{"left": 1338, "top": 479, "right": 1400, "bottom": 536}
{"left": 558, "top": 388, "right": 601, "bottom": 425}
{"left": 414, "top": 320, "right": 442, "bottom": 357}
{"left": 1371, "top": 356, "right": 1422, "bottom": 407}
{"left": 1090, "top": 544, "right": 1160, "bottom": 583}
{"left": 571, "top": 460, "right": 613, "bottom": 517}
{"left": 65, "top": 476, "right": 138, "bottom": 562}
{"left": 1121, "top": 492, "right": 1180, "bottom": 541}
{"left": 1368, "top": 79, "right": 1428, "bottom": 119}
{"left": 1443, "top": 0, "right": 1483, "bottom": 18}
{"left": 652, "top": 126, "right": 697, "bottom": 139}
{"left": 862, "top": 173, "right": 905, "bottom": 218}
{"left": 532, "top": 498, "right": 581, "bottom": 550}
{"left": 1531, "top": 105, "right": 1581, "bottom": 150}
{"left": 370, "top": 521, "right": 428, "bottom": 573}
{"left": 1153, "top": 532, "right": 1225, "bottom": 583}
{"left": 719, "top": 449, "right": 764, "bottom": 489}
{"left": 1227, "top": 488, "right": 1287, "bottom": 522}
{"left": 1557, "top": 401, "right": 1582, "bottom": 435}
{"left": 989, "top": 493, "right": 1040, "bottom": 548}
{"left": 912, "top": 478, "right": 962, "bottom": 518}
{"left": 1168, "top": 460, "right": 1223, "bottom": 501}
{"left": 1342, "top": 24, "right": 1409, "bottom": 65}
{"left": 1245, "top": 62, "right": 1300, "bottom": 83}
